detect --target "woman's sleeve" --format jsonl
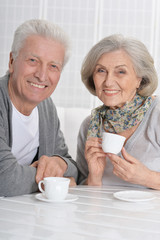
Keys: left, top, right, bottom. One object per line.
{"left": 76, "top": 116, "right": 91, "bottom": 184}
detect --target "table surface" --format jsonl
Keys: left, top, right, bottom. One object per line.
{"left": 0, "top": 185, "right": 160, "bottom": 240}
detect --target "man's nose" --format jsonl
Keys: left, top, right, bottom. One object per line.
{"left": 34, "top": 65, "right": 48, "bottom": 82}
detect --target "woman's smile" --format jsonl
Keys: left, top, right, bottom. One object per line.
{"left": 103, "top": 89, "right": 120, "bottom": 96}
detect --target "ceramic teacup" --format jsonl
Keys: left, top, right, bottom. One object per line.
{"left": 102, "top": 132, "right": 126, "bottom": 154}
{"left": 38, "top": 177, "right": 70, "bottom": 201}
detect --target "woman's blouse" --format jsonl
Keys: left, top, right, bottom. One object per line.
{"left": 76, "top": 97, "right": 160, "bottom": 188}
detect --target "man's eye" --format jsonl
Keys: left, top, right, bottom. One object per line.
{"left": 119, "top": 70, "right": 125, "bottom": 74}
{"left": 30, "top": 58, "right": 36, "bottom": 62}
{"left": 28, "top": 58, "right": 37, "bottom": 64}
{"left": 27, "top": 58, "right": 37, "bottom": 65}
{"left": 52, "top": 64, "right": 57, "bottom": 68}
{"left": 51, "top": 64, "right": 60, "bottom": 71}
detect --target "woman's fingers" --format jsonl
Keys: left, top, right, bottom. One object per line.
{"left": 85, "top": 137, "right": 102, "bottom": 150}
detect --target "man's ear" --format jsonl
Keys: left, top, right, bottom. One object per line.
{"left": 9, "top": 52, "right": 14, "bottom": 74}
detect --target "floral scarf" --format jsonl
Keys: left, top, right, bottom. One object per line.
{"left": 87, "top": 94, "right": 152, "bottom": 138}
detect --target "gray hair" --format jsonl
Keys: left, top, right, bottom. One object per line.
{"left": 11, "top": 19, "right": 71, "bottom": 68}
{"left": 81, "top": 34, "right": 158, "bottom": 96}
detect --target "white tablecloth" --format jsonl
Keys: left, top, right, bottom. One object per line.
{"left": 0, "top": 185, "right": 160, "bottom": 240}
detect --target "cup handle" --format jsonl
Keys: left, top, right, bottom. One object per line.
{"left": 38, "top": 180, "right": 44, "bottom": 193}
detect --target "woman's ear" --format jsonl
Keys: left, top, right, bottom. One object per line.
{"left": 9, "top": 52, "right": 14, "bottom": 74}
{"left": 136, "top": 77, "right": 142, "bottom": 89}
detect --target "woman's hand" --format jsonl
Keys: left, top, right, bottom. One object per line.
{"left": 85, "top": 137, "right": 107, "bottom": 186}
{"left": 108, "top": 147, "right": 153, "bottom": 187}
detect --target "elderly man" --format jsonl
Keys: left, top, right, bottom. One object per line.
{"left": 0, "top": 19, "right": 78, "bottom": 197}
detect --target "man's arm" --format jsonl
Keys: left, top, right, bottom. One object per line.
{"left": 0, "top": 127, "right": 38, "bottom": 197}
{"left": 0, "top": 78, "right": 38, "bottom": 197}
{"left": 36, "top": 99, "right": 78, "bottom": 183}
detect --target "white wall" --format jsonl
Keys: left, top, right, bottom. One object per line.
{"left": 57, "top": 107, "right": 90, "bottom": 159}
{"left": 0, "top": 0, "right": 160, "bottom": 111}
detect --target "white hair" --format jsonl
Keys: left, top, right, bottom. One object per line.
{"left": 11, "top": 19, "right": 71, "bottom": 67}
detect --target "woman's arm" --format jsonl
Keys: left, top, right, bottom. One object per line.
{"left": 109, "top": 147, "right": 160, "bottom": 189}
{"left": 76, "top": 116, "right": 107, "bottom": 185}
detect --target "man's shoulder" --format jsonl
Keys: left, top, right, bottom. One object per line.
{"left": 39, "top": 97, "right": 55, "bottom": 108}
{"left": 38, "top": 97, "right": 57, "bottom": 118}
{"left": 0, "top": 75, "right": 10, "bottom": 108}
{"left": 0, "top": 74, "right": 9, "bottom": 89}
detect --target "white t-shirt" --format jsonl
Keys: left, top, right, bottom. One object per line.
{"left": 11, "top": 104, "right": 39, "bottom": 165}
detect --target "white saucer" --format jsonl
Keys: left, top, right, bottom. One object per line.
{"left": 113, "top": 190, "right": 156, "bottom": 202}
{"left": 35, "top": 193, "right": 78, "bottom": 203}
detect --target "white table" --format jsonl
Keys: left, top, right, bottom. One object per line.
{"left": 0, "top": 185, "right": 160, "bottom": 240}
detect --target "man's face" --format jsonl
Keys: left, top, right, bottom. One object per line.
{"left": 8, "top": 35, "right": 65, "bottom": 114}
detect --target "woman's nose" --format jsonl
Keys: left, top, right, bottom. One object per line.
{"left": 104, "top": 72, "right": 113, "bottom": 86}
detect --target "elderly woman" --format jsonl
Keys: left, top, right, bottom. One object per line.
{"left": 76, "top": 34, "right": 160, "bottom": 189}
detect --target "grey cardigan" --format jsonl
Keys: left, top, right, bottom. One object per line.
{"left": 77, "top": 96, "right": 160, "bottom": 188}
{"left": 0, "top": 75, "right": 78, "bottom": 197}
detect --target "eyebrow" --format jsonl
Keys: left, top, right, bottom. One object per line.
{"left": 115, "top": 64, "right": 127, "bottom": 68}
{"left": 30, "top": 53, "right": 63, "bottom": 67}
{"left": 95, "top": 64, "right": 128, "bottom": 70}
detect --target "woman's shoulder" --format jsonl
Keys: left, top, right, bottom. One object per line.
{"left": 80, "top": 115, "right": 91, "bottom": 131}
{"left": 145, "top": 96, "right": 160, "bottom": 125}
{"left": 151, "top": 96, "right": 160, "bottom": 112}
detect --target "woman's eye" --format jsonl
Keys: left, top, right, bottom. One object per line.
{"left": 97, "top": 68, "right": 106, "bottom": 73}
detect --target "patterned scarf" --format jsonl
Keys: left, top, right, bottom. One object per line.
{"left": 87, "top": 94, "right": 152, "bottom": 138}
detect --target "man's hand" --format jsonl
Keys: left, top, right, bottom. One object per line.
{"left": 35, "top": 155, "right": 67, "bottom": 183}
{"left": 67, "top": 177, "right": 77, "bottom": 187}
{"left": 31, "top": 161, "right": 38, "bottom": 168}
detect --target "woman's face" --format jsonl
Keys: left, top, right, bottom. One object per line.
{"left": 93, "top": 50, "right": 141, "bottom": 109}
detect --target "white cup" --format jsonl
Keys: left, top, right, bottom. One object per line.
{"left": 38, "top": 177, "right": 70, "bottom": 201}
{"left": 102, "top": 132, "right": 126, "bottom": 154}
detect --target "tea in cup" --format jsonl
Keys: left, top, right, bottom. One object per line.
{"left": 102, "top": 132, "right": 126, "bottom": 154}
{"left": 38, "top": 177, "right": 70, "bottom": 201}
